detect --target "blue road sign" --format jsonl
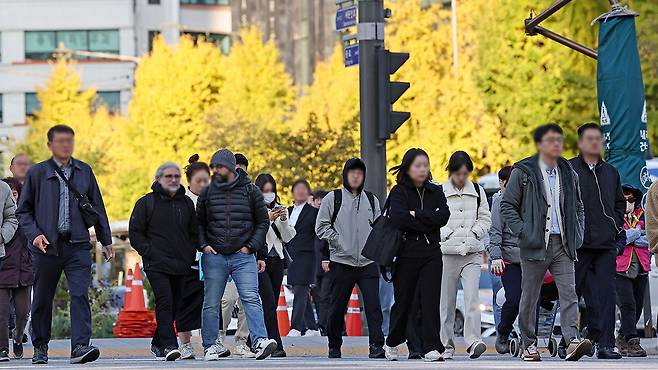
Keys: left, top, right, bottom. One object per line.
{"left": 336, "top": 6, "right": 357, "bottom": 30}
{"left": 344, "top": 44, "right": 359, "bottom": 67}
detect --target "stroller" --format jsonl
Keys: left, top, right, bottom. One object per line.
{"left": 509, "top": 271, "right": 561, "bottom": 358}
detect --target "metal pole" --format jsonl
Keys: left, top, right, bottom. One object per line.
{"left": 358, "top": 0, "right": 387, "bottom": 205}
{"left": 451, "top": 0, "right": 459, "bottom": 76}
{"left": 533, "top": 26, "right": 598, "bottom": 59}
{"left": 525, "top": 0, "right": 573, "bottom": 32}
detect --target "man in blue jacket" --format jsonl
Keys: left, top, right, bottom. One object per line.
{"left": 17, "top": 125, "right": 113, "bottom": 365}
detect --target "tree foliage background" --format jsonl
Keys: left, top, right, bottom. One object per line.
{"left": 14, "top": 0, "right": 658, "bottom": 220}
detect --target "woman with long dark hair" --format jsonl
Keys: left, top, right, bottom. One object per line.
{"left": 383, "top": 148, "right": 451, "bottom": 362}
{"left": 176, "top": 154, "right": 210, "bottom": 360}
{"left": 254, "top": 173, "right": 296, "bottom": 357}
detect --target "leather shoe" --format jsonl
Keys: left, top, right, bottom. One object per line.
{"left": 597, "top": 346, "right": 622, "bottom": 360}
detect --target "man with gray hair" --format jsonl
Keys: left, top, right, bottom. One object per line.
{"left": 197, "top": 149, "right": 276, "bottom": 360}
{"left": 129, "top": 162, "right": 199, "bottom": 361}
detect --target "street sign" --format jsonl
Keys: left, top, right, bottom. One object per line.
{"left": 336, "top": 5, "right": 357, "bottom": 30}
{"left": 344, "top": 43, "right": 359, "bottom": 67}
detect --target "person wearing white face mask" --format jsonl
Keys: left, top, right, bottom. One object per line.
{"left": 254, "top": 174, "right": 296, "bottom": 358}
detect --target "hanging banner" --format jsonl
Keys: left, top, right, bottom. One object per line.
{"left": 598, "top": 14, "right": 651, "bottom": 205}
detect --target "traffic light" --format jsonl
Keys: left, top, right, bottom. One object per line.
{"left": 377, "top": 48, "right": 410, "bottom": 140}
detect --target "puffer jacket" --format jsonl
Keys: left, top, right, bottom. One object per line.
{"left": 197, "top": 171, "right": 269, "bottom": 256}
{"left": 440, "top": 178, "right": 491, "bottom": 255}
{"left": 487, "top": 191, "right": 520, "bottom": 263}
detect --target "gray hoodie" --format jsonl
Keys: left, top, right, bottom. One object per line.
{"left": 0, "top": 181, "right": 18, "bottom": 258}
{"left": 315, "top": 158, "right": 380, "bottom": 267}
{"left": 487, "top": 191, "right": 520, "bottom": 264}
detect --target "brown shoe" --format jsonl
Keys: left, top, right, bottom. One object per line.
{"left": 523, "top": 344, "right": 541, "bottom": 362}
{"left": 616, "top": 335, "right": 629, "bottom": 356}
{"left": 565, "top": 339, "right": 592, "bottom": 361}
{"left": 626, "top": 338, "right": 647, "bottom": 358}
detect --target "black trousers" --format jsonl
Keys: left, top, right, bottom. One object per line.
{"left": 616, "top": 274, "right": 648, "bottom": 339}
{"left": 291, "top": 285, "right": 318, "bottom": 332}
{"left": 31, "top": 243, "right": 92, "bottom": 348}
{"left": 404, "top": 286, "right": 423, "bottom": 355}
{"left": 311, "top": 273, "right": 330, "bottom": 332}
{"left": 326, "top": 262, "right": 383, "bottom": 350}
{"left": 174, "top": 269, "right": 204, "bottom": 333}
{"left": 498, "top": 263, "right": 522, "bottom": 337}
{"left": 386, "top": 253, "right": 443, "bottom": 354}
{"left": 575, "top": 248, "right": 616, "bottom": 347}
{"left": 257, "top": 256, "right": 284, "bottom": 350}
{"left": 147, "top": 270, "right": 185, "bottom": 349}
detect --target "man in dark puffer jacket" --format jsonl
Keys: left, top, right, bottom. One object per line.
{"left": 197, "top": 149, "right": 277, "bottom": 361}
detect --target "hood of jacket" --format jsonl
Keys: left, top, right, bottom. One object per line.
{"left": 342, "top": 158, "right": 367, "bottom": 193}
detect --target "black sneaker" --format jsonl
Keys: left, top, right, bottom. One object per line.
{"left": 328, "top": 347, "right": 341, "bottom": 359}
{"left": 597, "top": 346, "right": 622, "bottom": 360}
{"left": 163, "top": 347, "right": 181, "bottom": 361}
{"left": 32, "top": 344, "right": 48, "bottom": 365}
{"left": 495, "top": 335, "right": 510, "bottom": 354}
{"left": 22, "top": 333, "right": 28, "bottom": 344}
{"left": 0, "top": 349, "right": 9, "bottom": 362}
{"left": 12, "top": 340, "right": 23, "bottom": 359}
{"left": 369, "top": 344, "right": 385, "bottom": 359}
{"left": 408, "top": 352, "right": 423, "bottom": 360}
{"left": 151, "top": 345, "right": 165, "bottom": 361}
{"left": 70, "top": 344, "right": 100, "bottom": 364}
{"left": 271, "top": 349, "right": 287, "bottom": 358}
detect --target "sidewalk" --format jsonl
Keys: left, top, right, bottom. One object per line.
{"left": 20, "top": 336, "right": 658, "bottom": 358}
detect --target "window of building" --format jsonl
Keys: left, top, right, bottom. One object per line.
{"left": 148, "top": 0, "right": 161, "bottom": 4}
{"left": 182, "top": 31, "right": 230, "bottom": 55}
{"left": 180, "top": 0, "right": 230, "bottom": 6}
{"left": 25, "top": 93, "right": 40, "bottom": 117}
{"left": 25, "top": 30, "right": 120, "bottom": 60}
{"left": 148, "top": 30, "right": 161, "bottom": 52}
{"left": 94, "top": 91, "right": 121, "bottom": 113}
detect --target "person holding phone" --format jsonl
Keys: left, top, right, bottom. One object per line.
{"left": 254, "top": 174, "right": 296, "bottom": 357}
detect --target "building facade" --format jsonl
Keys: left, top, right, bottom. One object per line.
{"left": 0, "top": 0, "right": 232, "bottom": 143}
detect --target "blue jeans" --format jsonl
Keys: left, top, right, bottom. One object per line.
{"left": 488, "top": 261, "right": 503, "bottom": 335}
{"left": 201, "top": 252, "right": 268, "bottom": 349}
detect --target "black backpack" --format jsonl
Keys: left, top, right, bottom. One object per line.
{"left": 361, "top": 195, "right": 402, "bottom": 282}
{"left": 330, "top": 189, "right": 376, "bottom": 226}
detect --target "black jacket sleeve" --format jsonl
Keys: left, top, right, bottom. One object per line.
{"left": 613, "top": 170, "right": 626, "bottom": 230}
{"left": 128, "top": 196, "right": 151, "bottom": 257}
{"left": 186, "top": 197, "right": 200, "bottom": 251}
{"left": 414, "top": 187, "right": 451, "bottom": 228}
{"left": 500, "top": 168, "right": 525, "bottom": 237}
{"left": 88, "top": 168, "right": 112, "bottom": 246}
{"left": 389, "top": 185, "right": 444, "bottom": 234}
{"left": 196, "top": 190, "right": 209, "bottom": 251}
{"left": 16, "top": 168, "right": 41, "bottom": 244}
{"left": 247, "top": 185, "right": 269, "bottom": 258}
{"left": 316, "top": 238, "right": 330, "bottom": 261}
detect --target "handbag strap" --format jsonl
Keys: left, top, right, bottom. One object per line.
{"left": 381, "top": 194, "right": 393, "bottom": 217}
{"left": 49, "top": 159, "right": 84, "bottom": 201}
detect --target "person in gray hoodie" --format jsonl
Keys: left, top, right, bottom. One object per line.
{"left": 486, "top": 166, "right": 521, "bottom": 355}
{"left": 315, "top": 158, "right": 383, "bottom": 359}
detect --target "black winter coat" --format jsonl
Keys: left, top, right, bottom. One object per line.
{"left": 389, "top": 180, "right": 451, "bottom": 258}
{"left": 569, "top": 156, "right": 625, "bottom": 250}
{"left": 0, "top": 229, "right": 33, "bottom": 288}
{"left": 197, "top": 172, "right": 269, "bottom": 256}
{"left": 286, "top": 203, "right": 319, "bottom": 285}
{"left": 129, "top": 183, "right": 199, "bottom": 275}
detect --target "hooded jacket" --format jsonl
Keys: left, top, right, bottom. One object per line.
{"left": 197, "top": 171, "right": 269, "bottom": 256}
{"left": 440, "top": 178, "right": 491, "bottom": 255}
{"left": 487, "top": 191, "right": 520, "bottom": 263}
{"left": 315, "top": 158, "right": 380, "bottom": 267}
{"left": 129, "top": 183, "right": 199, "bottom": 275}
{"left": 500, "top": 155, "right": 584, "bottom": 261}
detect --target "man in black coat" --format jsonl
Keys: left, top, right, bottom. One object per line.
{"left": 17, "top": 125, "right": 113, "bottom": 365}
{"left": 129, "top": 162, "right": 198, "bottom": 361}
{"left": 286, "top": 179, "right": 320, "bottom": 336}
{"left": 569, "top": 123, "right": 625, "bottom": 360}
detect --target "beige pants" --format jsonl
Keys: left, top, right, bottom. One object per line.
{"left": 220, "top": 281, "right": 249, "bottom": 346}
{"left": 440, "top": 253, "right": 482, "bottom": 352}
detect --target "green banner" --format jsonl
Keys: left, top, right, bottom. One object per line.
{"left": 598, "top": 15, "right": 651, "bottom": 205}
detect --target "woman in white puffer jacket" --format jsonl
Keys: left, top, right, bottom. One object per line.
{"left": 439, "top": 151, "right": 492, "bottom": 360}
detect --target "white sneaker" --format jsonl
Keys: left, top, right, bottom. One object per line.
{"left": 234, "top": 344, "right": 256, "bottom": 358}
{"left": 424, "top": 350, "right": 444, "bottom": 362}
{"left": 443, "top": 347, "right": 454, "bottom": 360}
{"left": 303, "top": 330, "right": 320, "bottom": 337}
{"left": 254, "top": 338, "right": 277, "bottom": 360}
{"left": 178, "top": 343, "right": 195, "bottom": 360}
{"left": 287, "top": 329, "right": 302, "bottom": 337}
{"left": 203, "top": 340, "right": 231, "bottom": 361}
{"left": 384, "top": 345, "right": 398, "bottom": 361}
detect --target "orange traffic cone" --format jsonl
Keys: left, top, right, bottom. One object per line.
{"left": 113, "top": 264, "right": 157, "bottom": 338}
{"left": 124, "top": 268, "right": 133, "bottom": 309}
{"left": 277, "top": 285, "right": 290, "bottom": 336}
{"left": 345, "top": 287, "right": 362, "bottom": 336}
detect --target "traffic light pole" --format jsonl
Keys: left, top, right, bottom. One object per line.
{"left": 358, "top": 0, "right": 387, "bottom": 205}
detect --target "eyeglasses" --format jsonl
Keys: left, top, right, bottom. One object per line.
{"left": 543, "top": 137, "right": 564, "bottom": 144}
{"left": 50, "top": 138, "right": 74, "bottom": 145}
{"left": 163, "top": 174, "right": 181, "bottom": 180}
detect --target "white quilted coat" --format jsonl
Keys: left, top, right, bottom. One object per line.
{"left": 440, "top": 179, "right": 492, "bottom": 255}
